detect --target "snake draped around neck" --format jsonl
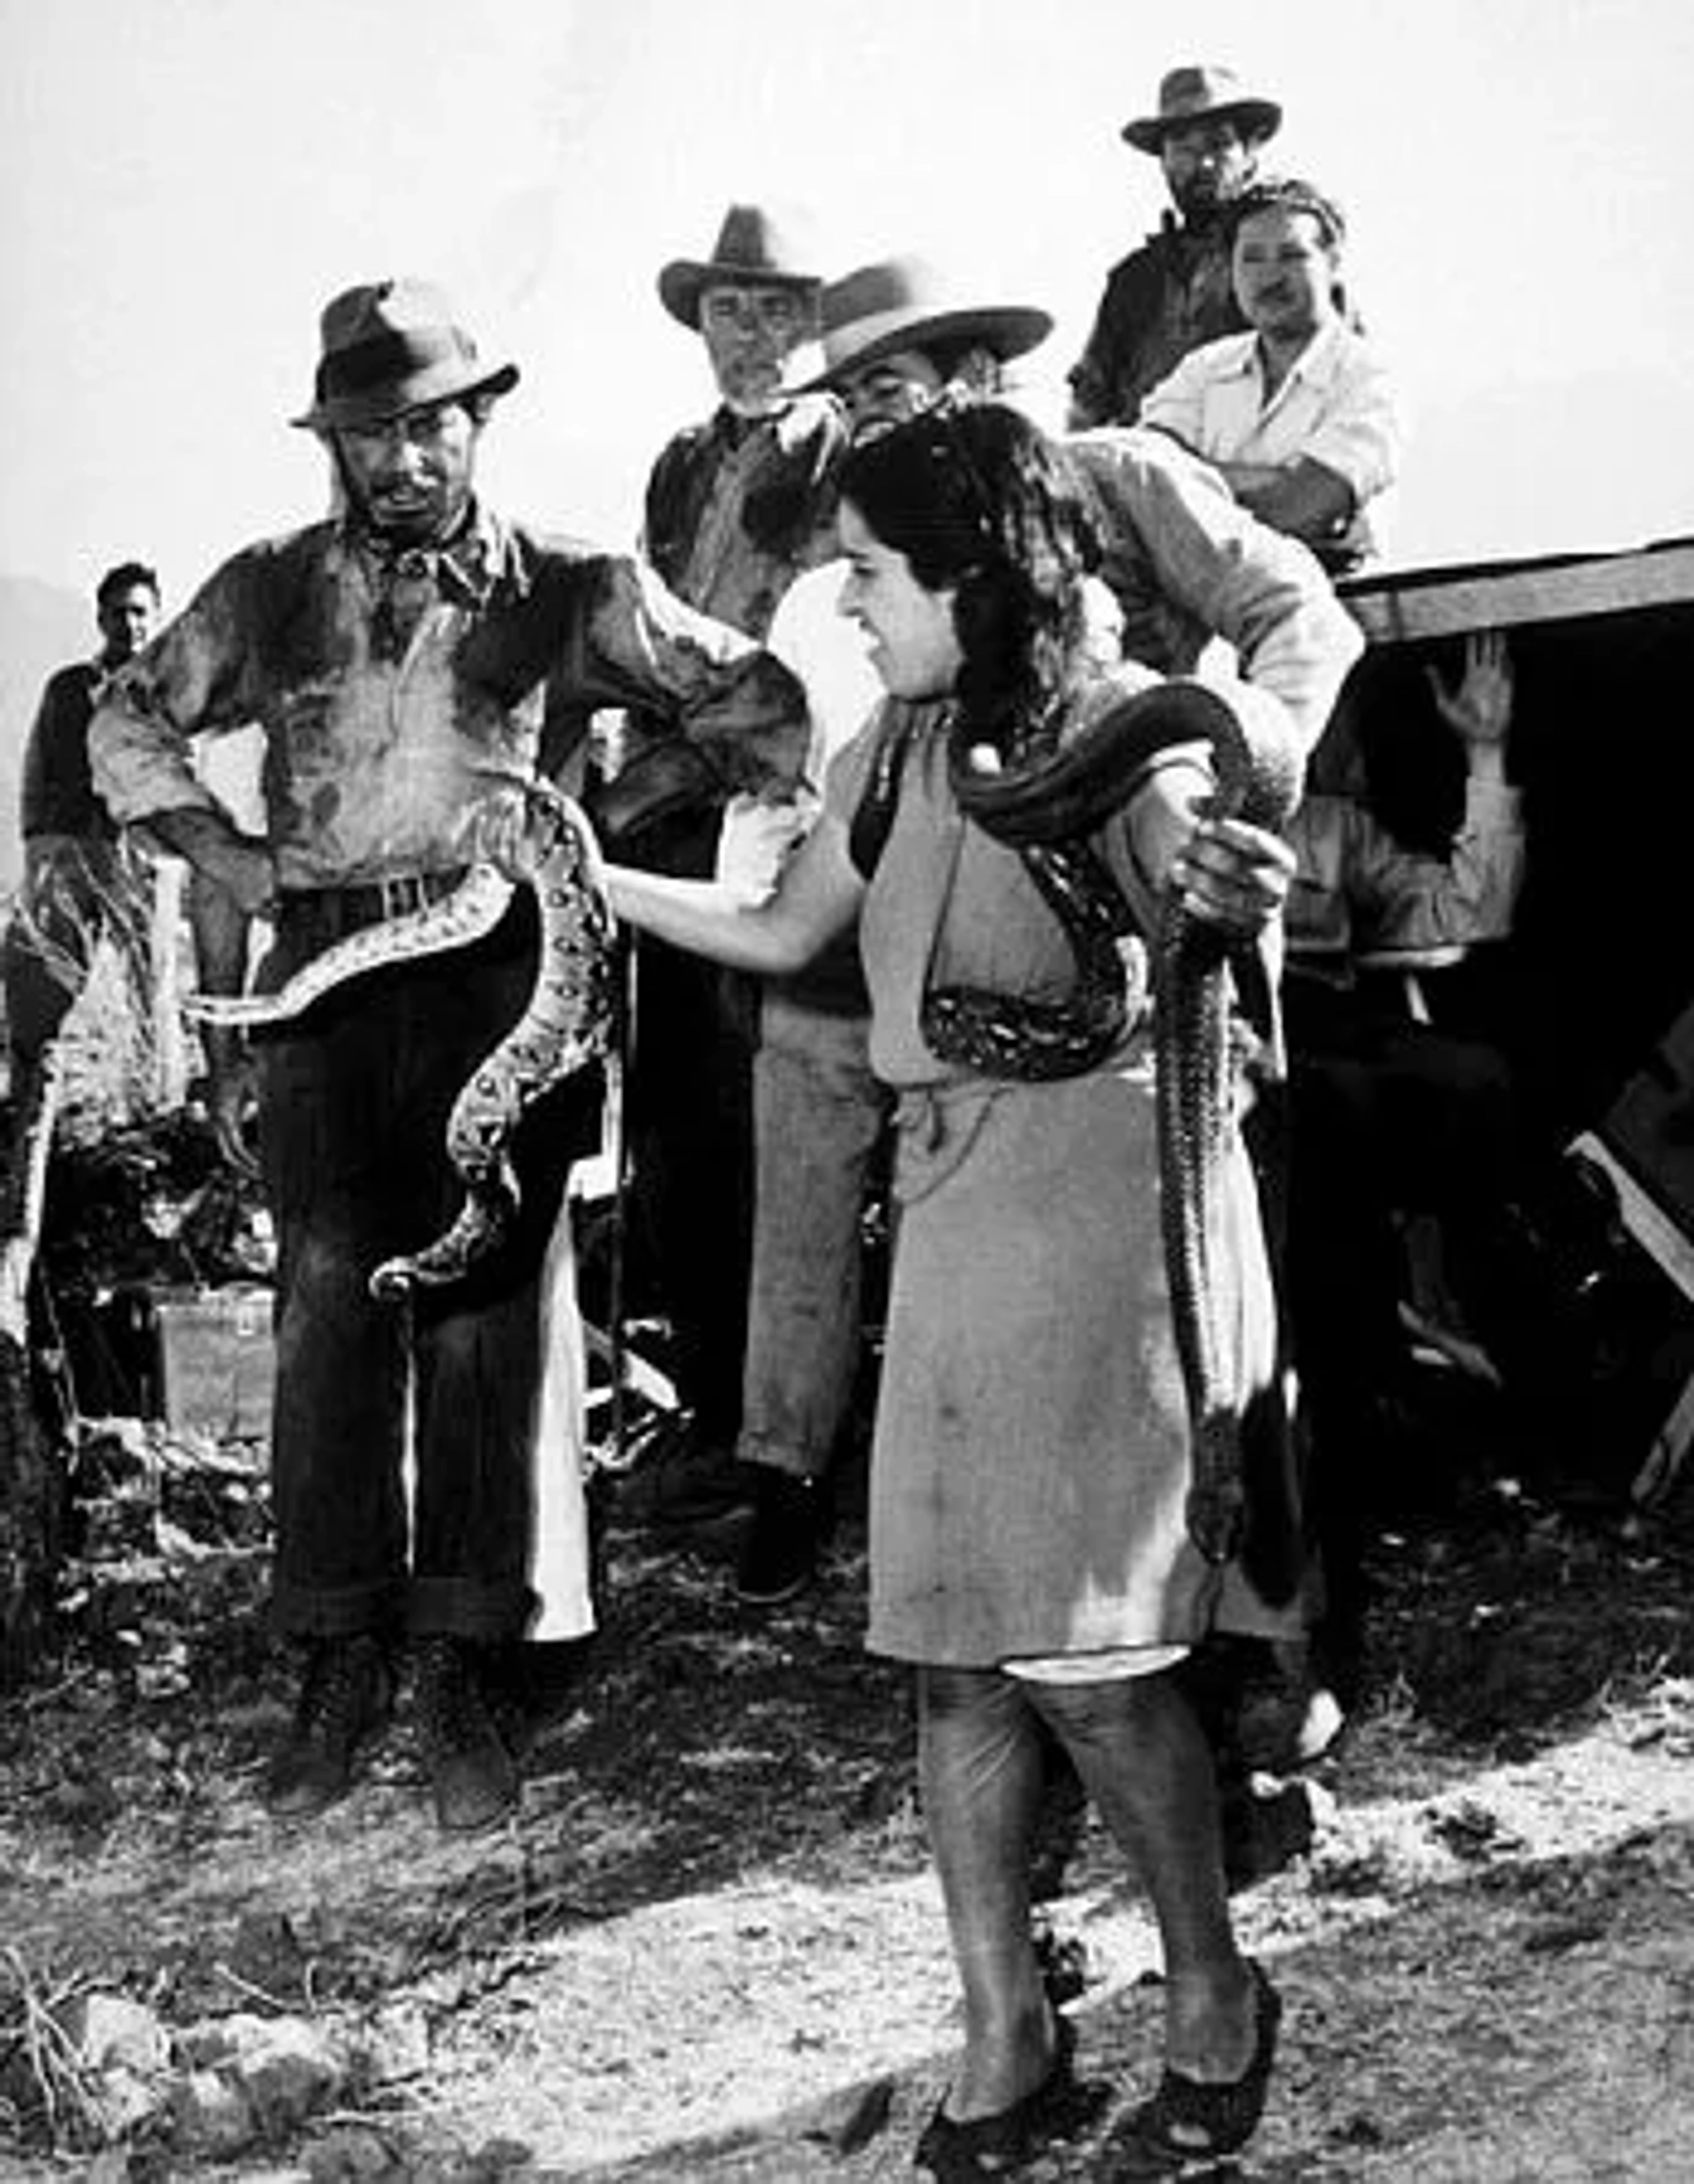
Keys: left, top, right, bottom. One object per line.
{"left": 826, "top": 685, "right": 1300, "bottom": 1667}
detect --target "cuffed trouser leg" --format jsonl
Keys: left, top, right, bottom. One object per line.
{"left": 261, "top": 895, "right": 587, "bottom": 1643}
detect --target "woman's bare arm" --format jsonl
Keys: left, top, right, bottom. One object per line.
{"left": 603, "top": 807, "right": 866, "bottom": 975}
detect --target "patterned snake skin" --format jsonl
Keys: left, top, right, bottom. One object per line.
{"left": 186, "top": 783, "right": 616, "bottom": 1302}
{"left": 943, "top": 680, "right": 1301, "bottom": 1564}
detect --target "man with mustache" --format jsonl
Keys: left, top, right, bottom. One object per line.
{"left": 88, "top": 278, "right": 808, "bottom": 1833}
{"left": 614, "top": 205, "right": 847, "bottom": 1534}
{"left": 1068, "top": 64, "right": 1284, "bottom": 431}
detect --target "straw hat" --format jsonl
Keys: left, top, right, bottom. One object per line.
{"left": 804, "top": 256, "right": 1052, "bottom": 390}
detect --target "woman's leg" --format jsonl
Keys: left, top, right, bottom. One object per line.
{"left": 1031, "top": 1669, "right": 1257, "bottom": 2082}
{"left": 918, "top": 1664, "right": 1058, "bottom": 2119}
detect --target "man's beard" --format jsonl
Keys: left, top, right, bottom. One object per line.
{"left": 332, "top": 446, "right": 468, "bottom": 545}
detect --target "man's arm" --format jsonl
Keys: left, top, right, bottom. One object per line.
{"left": 576, "top": 555, "right": 812, "bottom": 796}
{"left": 88, "top": 555, "right": 268, "bottom": 854}
{"left": 1067, "top": 255, "right": 1148, "bottom": 432}
{"left": 1222, "top": 457, "right": 1358, "bottom": 550}
{"left": 185, "top": 863, "right": 263, "bottom": 1174}
{"left": 1070, "top": 426, "right": 1365, "bottom": 756}
{"left": 603, "top": 800, "right": 862, "bottom": 975}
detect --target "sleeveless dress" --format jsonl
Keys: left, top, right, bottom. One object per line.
{"left": 828, "top": 692, "right": 1301, "bottom": 1668}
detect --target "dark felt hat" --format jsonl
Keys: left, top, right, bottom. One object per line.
{"left": 292, "top": 279, "right": 519, "bottom": 432}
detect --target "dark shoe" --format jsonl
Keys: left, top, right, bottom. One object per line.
{"left": 619, "top": 1418, "right": 757, "bottom": 1531}
{"left": 485, "top": 1636, "right": 595, "bottom": 1758}
{"left": 1105, "top": 1962, "right": 1282, "bottom": 2177}
{"left": 734, "top": 1470, "right": 825, "bottom": 1604}
{"left": 266, "top": 1634, "right": 393, "bottom": 1821}
{"left": 915, "top": 2016, "right": 1108, "bottom": 2179}
{"left": 415, "top": 1637, "right": 519, "bottom": 1833}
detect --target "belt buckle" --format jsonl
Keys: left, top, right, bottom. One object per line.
{"left": 375, "top": 873, "right": 430, "bottom": 922}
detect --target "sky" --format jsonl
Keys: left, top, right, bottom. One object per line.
{"left": 4, "top": 0, "right": 1693, "bottom": 613}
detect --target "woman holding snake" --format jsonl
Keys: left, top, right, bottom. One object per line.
{"left": 600, "top": 400, "right": 1305, "bottom": 2177}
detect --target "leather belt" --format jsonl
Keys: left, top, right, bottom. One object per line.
{"left": 275, "top": 866, "right": 469, "bottom": 944}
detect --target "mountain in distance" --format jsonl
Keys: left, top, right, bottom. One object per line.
{"left": 0, "top": 572, "right": 90, "bottom": 899}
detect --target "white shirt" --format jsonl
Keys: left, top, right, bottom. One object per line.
{"left": 765, "top": 559, "right": 884, "bottom": 790}
{"left": 1137, "top": 319, "right": 1403, "bottom": 564}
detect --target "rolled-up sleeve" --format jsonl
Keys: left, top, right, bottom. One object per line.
{"left": 1300, "top": 346, "right": 1403, "bottom": 507}
{"left": 581, "top": 555, "right": 811, "bottom": 792}
{"left": 1071, "top": 428, "right": 1365, "bottom": 756}
{"left": 1356, "top": 776, "right": 1527, "bottom": 952}
{"left": 89, "top": 557, "right": 256, "bottom": 829}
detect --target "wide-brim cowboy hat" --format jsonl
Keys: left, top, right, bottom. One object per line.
{"left": 799, "top": 256, "right": 1053, "bottom": 393}
{"left": 1121, "top": 64, "right": 1282, "bottom": 154}
{"left": 292, "top": 278, "right": 519, "bottom": 432}
{"left": 657, "top": 202, "right": 824, "bottom": 329}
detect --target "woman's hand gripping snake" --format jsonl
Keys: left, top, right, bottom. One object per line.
{"left": 185, "top": 782, "right": 617, "bottom": 1302}
{"left": 943, "top": 680, "right": 1301, "bottom": 1564}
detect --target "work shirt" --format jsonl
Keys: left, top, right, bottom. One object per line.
{"left": 20, "top": 659, "right": 118, "bottom": 841}
{"left": 1285, "top": 773, "right": 1526, "bottom": 984}
{"left": 88, "top": 504, "right": 809, "bottom": 893}
{"left": 1138, "top": 319, "right": 1403, "bottom": 566}
{"left": 1067, "top": 426, "right": 1364, "bottom": 750}
{"left": 642, "top": 395, "right": 847, "bottom": 641}
{"left": 1068, "top": 216, "right": 1248, "bottom": 430}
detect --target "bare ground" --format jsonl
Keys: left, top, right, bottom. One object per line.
{"left": 4, "top": 1371, "right": 1694, "bottom": 2182}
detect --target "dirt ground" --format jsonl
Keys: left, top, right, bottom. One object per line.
{"left": 4, "top": 1335, "right": 1694, "bottom": 2182}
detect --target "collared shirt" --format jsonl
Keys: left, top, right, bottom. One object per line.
{"left": 1068, "top": 217, "right": 1248, "bottom": 430}
{"left": 20, "top": 657, "right": 118, "bottom": 841}
{"left": 89, "top": 503, "right": 809, "bottom": 892}
{"left": 642, "top": 394, "right": 848, "bottom": 640}
{"left": 1066, "top": 426, "right": 1364, "bottom": 752}
{"left": 1285, "top": 774, "right": 1526, "bottom": 978}
{"left": 1137, "top": 319, "right": 1403, "bottom": 564}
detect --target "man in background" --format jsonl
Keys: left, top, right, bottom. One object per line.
{"left": 612, "top": 203, "right": 846, "bottom": 1530}
{"left": 733, "top": 255, "right": 1055, "bottom": 1602}
{"left": 1068, "top": 64, "right": 1283, "bottom": 430}
{"left": 4, "top": 562, "right": 162, "bottom": 1097}
{"left": 90, "top": 278, "right": 808, "bottom": 1834}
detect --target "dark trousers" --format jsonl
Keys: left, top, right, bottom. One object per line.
{"left": 1285, "top": 977, "right": 1518, "bottom": 1649}
{"left": 618, "top": 802, "right": 755, "bottom": 1447}
{"left": 258, "top": 894, "right": 591, "bottom": 1642}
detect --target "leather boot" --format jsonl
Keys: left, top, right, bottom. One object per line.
{"left": 734, "top": 1470, "right": 825, "bottom": 1604}
{"left": 266, "top": 1634, "right": 393, "bottom": 1820}
{"left": 414, "top": 1636, "right": 518, "bottom": 1833}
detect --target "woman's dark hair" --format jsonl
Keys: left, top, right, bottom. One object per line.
{"left": 836, "top": 399, "right": 1099, "bottom": 759}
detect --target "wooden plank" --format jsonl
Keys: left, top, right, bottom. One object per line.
{"left": 1340, "top": 541, "right": 1694, "bottom": 645}
{"left": 1568, "top": 1131, "right": 1694, "bottom": 1301}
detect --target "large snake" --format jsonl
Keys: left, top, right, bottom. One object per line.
{"left": 936, "top": 679, "right": 1301, "bottom": 1564}
{"left": 185, "top": 782, "right": 616, "bottom": 1303}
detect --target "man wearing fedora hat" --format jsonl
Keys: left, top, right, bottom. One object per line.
{"left": 733, "top": 244, "right": 1368, "bottom": 1636}
{"left": 613, "top": 205, "right": 849, "bottom": 1533}
{"left": 725, "top": 255, "right": 1058, "bottom": 1603}
{"left": 1068, "top": 64, "right": 1284, "bottom": 432}
{"left": 90, "top": 276, "right": 809, "bottom": 1832}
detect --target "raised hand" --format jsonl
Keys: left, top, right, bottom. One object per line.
{"left": 1425, "top": 628, "right": 1513, "bottom": 750}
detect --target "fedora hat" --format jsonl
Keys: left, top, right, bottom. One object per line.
{"left": 1121, "top": 64, "right": 1282, "bottom": 154}
{"left": 657, "top": 203, "right": 824, "bottom": 329}
{"left": 293, "top": 279, "right": 519, "bottom": 432}
{"left": 801, "top": 256, "right": 1053, "bottom": 392}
